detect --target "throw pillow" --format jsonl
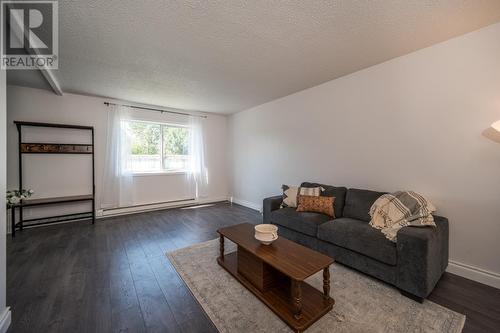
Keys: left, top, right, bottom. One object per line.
{"left": 281, "top": 185, "right": 300, "bottom": 208}
{"left": 299, "top": 186, "right": 324, "bottom": 196}
{"left": 282, "top": 185, "right": 324, "bottom": 208}
{"left": 296, "top": 195, "right": 335, "bottom": 218}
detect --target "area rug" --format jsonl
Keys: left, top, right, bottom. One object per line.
{"left": 167, "top": 239, "right": 465, "bottom": 333}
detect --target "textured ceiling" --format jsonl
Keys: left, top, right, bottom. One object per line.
{"left": 8, "top": 0, "right": 500, "bottom": 113}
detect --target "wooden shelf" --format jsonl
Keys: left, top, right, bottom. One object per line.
{"left": 21, "top": 143, "right": 93, "bottom": 154}
{"left": 14, "top": 121, "right": 94, "bottom": 130}
{"left": 14, "top": 194, "right": 94, "bottom": 207}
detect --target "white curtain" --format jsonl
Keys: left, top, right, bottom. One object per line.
{"left": 187, "top": 116, "right": 208, "bottom": 199}
{"left": 101, "top": 105, "right": 134, "bottom": 209}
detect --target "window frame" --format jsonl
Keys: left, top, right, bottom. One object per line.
{"left": 124, "top": 119, "right": 191, "bottom": 176}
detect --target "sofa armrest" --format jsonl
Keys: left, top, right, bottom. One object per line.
{"left": 263, "top": 195, "right": 283, "bottom": 224}
{"left": 396, "top": 215, "right": 449, "bottom": 298}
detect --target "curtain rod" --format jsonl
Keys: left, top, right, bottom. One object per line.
{"left": 103, "top": 102, "right": 207, "bottom": 118}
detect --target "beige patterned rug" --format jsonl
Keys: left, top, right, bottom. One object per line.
{"left": 167, "top": 239, "right": 465, "bottom": 333}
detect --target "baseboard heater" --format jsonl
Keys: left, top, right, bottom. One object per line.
{"left": 101, "top": 198, "right": 197, "bottom": 217}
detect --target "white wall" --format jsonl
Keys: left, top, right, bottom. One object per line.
{"left": 6, "top": 86, "right": 229, "bottom": 221}
{"left": 0, "top": 69, "right": 11, "bottom": 331}
{"left": 229, "top": 23, "right": 500, "bottom": 287}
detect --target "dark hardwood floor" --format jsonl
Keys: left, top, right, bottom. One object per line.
{"left": 7, "top": 202, "right": 500, "bottom": 333}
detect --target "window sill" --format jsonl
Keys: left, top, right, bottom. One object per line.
{"left": 132, "top": 171, "right": 188, "bottom": 177}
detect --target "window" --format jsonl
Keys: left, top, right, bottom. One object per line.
{"left": 125, "top": 120, "right": 190, "bottom": 173}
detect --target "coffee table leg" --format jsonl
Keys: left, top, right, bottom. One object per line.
{"left": 323, "top": 266, "right": 330, "bottom": 299}
{"left": 219, "top": 234, "right": 224, "bottom": 261}
{"left": 292, "top": 279, "right": 302, "bottom": 320}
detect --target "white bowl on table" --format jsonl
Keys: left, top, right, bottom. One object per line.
{"left": 254, "top": 224, "right": 278, "bottom": 245}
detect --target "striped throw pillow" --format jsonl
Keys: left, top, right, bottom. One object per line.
{"left": 299, "top": 186, "right": 324, "bottom": 196}
{"left": 281, "top": 185, "right": 324, "bottom": 208}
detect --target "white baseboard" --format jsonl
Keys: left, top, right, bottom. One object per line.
{"left": 100, "top": 196, "right": 229, "bottom": 218}
{"left": 0, "top": 308, "right": 11, "bottom": 333}
{"left": 231, "top": 197, "right": 262, "bottom": 212}
{"left": 447, "top": 260, "right": 500, "bottom": 289}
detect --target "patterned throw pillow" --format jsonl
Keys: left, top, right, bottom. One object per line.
{"left": 282, "top": 185, "right": 324, "bottom": 208}
{"left": 281, "top": 185, "right": 300, "bottom": 208}
{"left": 296, "top": 195, "right": 336, "bottom": 218}
{"left": 299, "top": 186, "right": 324, "bottom": 196}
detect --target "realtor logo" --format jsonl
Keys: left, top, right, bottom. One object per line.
{"left": 1, "top": 1, "right": 58, "bottom": 69}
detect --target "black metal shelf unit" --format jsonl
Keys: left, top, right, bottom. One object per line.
{"left": 11, "top": 121, "right": 96, "bottom": 237}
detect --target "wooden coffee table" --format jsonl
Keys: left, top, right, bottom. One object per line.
{"left": 217, "top": 223, "right": 334, "bottom": 333}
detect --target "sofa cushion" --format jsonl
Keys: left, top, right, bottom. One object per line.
{"left": 317, "top": 217, "right": 397, "bottom": 265}
{"left": 300, "top": 182, "right": 347, "bottom": 218}
{"left": 270, "top": 207, "right": 331, "bottom": 237}
{"left": 343, "top": 188, "right": 386, "bottom": 222}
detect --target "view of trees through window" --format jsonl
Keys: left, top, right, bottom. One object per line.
{"left": 126, "top": 121, "right": 190, "bottom": 172}
{"left": 130, "top": 122, "right": 161, "bottom": 155}
{"left": 163, "top": 126, "right": 189, "bottom": 155}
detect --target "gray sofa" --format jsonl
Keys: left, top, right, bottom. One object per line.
{"left": 263, "top": 182, "right": 449, "bottom": 301}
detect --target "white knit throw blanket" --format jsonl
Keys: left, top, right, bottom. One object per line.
{"left": 369, "top": 191, "right": 436, "bottom": 242}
